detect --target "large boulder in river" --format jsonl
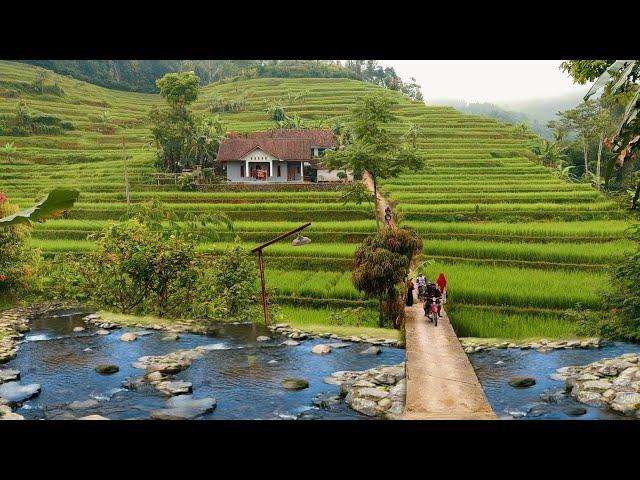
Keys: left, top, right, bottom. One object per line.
{"left": 509, "top": 376, "right": 536, "bottom": 388}
{"left": 256, "top": 336, "right": 270, "bottom": 342}
{"left": 150, "top": 396, "right": 216, "bottom": 420}
{"left": 95, "top": 364, "right": 119, "bottom": 375}
{"left": 360, "top": 346, "right": 381, "bottom": 355}
{"left": 120, "top": 333, "right": 137, "bottom": 342}
{"left": 68, "top": 399, "right": 100, "bottom": 410}
{"left": 281, "top": 378, "right": 309, "bottom": 390}
{"left": 78, "top": 415, "right": 109, "bottom": 420}
{"left": 311, "top": 344, "right": 331, "bottom": 355}
{"left": 0, "top": 381, "right": 41, "bottom": 404}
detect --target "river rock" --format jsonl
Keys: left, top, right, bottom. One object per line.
{"left": 156, "top": 380, "right": 193, "bottom": 396}
{"left": 96, "top": 329, "right": 110, "bottom": 335}
{"left": 281, "top": 340, "right": 300, "bottom": 346}
{"left": 73, "top": 326, "right": 85, "bottom": 332}
{"left": 0, "top": 381, "right": 41, "bottom": 403}
{"left": 610, "top": 392, "right": 640, "bottom": 415}
{"left": 150, "top": 396, "right": 216, "bottom": 420}
{"left": 95, "top": 364, "right": 119, "bottom": 375}
{"left": 256, "top": 336, "right": 270, "bottom": 342}
{"left": 68, "top": 399, "right": 100, "bottom": 410}
{"left": 509, "top": 376, "right": 536, "bottom": 388}
{"left": 145, "top": 371, "right": 165, "bottom": 384}
{"left": 564, "top": 406, "right": 587, "bottom": 416}
{"left": 311, "top": 344, "right": 331, "bottom": 355}
{"left": 0, "top": 405, "right": 24, "bottom": 420}
{"left": 120, "top": 333, "right": 137, "bottom": 342}
{"left": 0, "top": 369, "right": 20, "bottom": 383}
{"left": 281, "top": 378, "right": 309, "bottom": 390}
{"left": 360, "top": 346, "right": 381, "bottom": 355}
{"left": 327, "top": 342, "right": 351, "bottom": 349}
{"left": 78, "top": 414, "right": 109, "bottom": 420}
{"left": 161, "top": 334, "right": 180, "bottom": 341}
{"left": 313, "top": 394, "right": 342, "bottom": 409}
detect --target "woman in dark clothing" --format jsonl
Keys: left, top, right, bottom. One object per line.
{"left": 405, "top": 278, "right": 415, "bottom": 306}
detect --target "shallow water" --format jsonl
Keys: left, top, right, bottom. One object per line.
{"left": 470, "top": 342, "right": 640, "bottom": 420}
{"left": 6, "top": 310, "right": 405, "bottom": 420}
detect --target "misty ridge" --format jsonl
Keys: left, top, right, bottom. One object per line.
{"left": 427, "top": 91, "right": 586, "bottom": 139}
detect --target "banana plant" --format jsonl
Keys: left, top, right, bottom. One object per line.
{"left": 0, "top": 189, "right": 80, "bottom": 227}
{"left": 584, "top": 60, "right": 639, "bottom": 184}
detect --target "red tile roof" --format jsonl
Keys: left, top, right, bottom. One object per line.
{"left": 217, "top": 129, "right": 337, "bottom": 162}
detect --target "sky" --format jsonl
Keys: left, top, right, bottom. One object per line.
{"left": 381, "top": 60, "right": 587, "bottom": 105}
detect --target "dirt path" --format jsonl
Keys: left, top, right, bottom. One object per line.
{"left": 361, "top": 171, "right": 495, "bottom": 419}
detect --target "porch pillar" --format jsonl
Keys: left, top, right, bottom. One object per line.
{"left": 270, "top": 159, "right": 273, "bottom": 177}
{"left": 300, "top": 161, "right": 304, "bottom": 182}
{"left": 245, "top": 159, "right": 249, "bottom": 181}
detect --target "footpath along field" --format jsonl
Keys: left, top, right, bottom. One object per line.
{"left": 0, "top": 60, "right": 631, "bottom": 339}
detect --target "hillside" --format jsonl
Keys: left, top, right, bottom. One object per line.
{"left": 0, "top": 60, "right": 631, "bottom": 338}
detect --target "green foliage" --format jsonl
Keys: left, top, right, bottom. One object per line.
{"left": 0, "top": 100, "right": 74, "bottom": 136}
{"left": 190, "top": 241, "right": 261, "bottom": 322}
{"left": 0, "top": 188, "right": 79, "bottom": 227}
{"left": 155, "top": 71, "right": 199, "bottom": 108}
{"left": 1, "top": 142, "right": 17, "bottom": 164}
{"left": 0, "top": 194, "right": 40, "bottom": 297}
{"left": 352, "top": 227, "right": 421, "bottom": 326}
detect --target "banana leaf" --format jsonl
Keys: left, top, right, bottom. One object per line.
{"left": 584, "top": 60, "right": 631, "bottom": 101}
{"left": 0, "top": 188, "right": 80, "bottom": 227}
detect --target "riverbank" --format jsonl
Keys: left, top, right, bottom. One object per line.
{"left": 98, "top": 311, "right": 401, "bottom": 346}
{"left": 461, "top": 336, "right": 602, "bottom": 353}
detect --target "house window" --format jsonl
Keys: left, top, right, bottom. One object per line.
{"left": 277, "top": 165, "right": 281, "bottom": 177}
{"left": 240, "top": 164, "right": 245, "bottom": 177}
{"left": 318, "top": 148, "right": 325, "bottom": 156}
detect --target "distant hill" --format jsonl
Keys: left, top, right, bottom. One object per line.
{"left": 19, "top": 60, "right": 423, "bottom": 100}
{"left": 427, "top": 98, "right": 552, "bottom": 138}
{"left": 503, "top": 91, "right": 586, "bottom": 124}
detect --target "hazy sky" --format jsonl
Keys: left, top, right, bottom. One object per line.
{"left": 382, "top": 60, "right": 587, "bottom": 105}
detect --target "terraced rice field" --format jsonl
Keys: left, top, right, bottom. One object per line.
{"left": 380, "top": 130, "right": 633, "bottom": 337}
{"left": 0, "top": 60, "right": 632, "bottom": 337}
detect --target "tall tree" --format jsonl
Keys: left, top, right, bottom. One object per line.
{"left": 323, "top": 93, "right": 424, "bottom": 229}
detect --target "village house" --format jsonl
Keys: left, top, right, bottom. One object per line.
{"left": 216, "top": 129, "right": 353, "bottom": 183}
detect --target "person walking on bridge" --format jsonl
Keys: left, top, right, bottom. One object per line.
{"left": 405, "top": 278, "right": 415, "bottom": 307}
{"left": 436, "top": 272, "right": 447, "bottom": 304}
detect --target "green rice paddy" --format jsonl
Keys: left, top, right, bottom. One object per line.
{"left": 0, "top": 60, "right": 633, "bottom": 339}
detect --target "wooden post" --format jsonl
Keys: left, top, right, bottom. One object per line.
{"left": 121, "top": 135, "right": 130, "bottom": 216}
{"left": 257, "top": 249, "right": 269, "bottom": 326}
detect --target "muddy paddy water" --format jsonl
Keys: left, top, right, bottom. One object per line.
{"left": 5, "top": 310, "right": 404, "bottom": 420}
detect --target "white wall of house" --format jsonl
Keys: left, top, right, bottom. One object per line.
{"left": 317, "top": 169, "right": 353, "bottom": 182}
{"left": 225, "top": 160, "right": 291, "bottom": 182}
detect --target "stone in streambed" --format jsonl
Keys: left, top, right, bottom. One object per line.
{"left": 156, "top": 380, "right": 193, "bottom": 396}
{"left": 95, "top": 364, "right": 119, "bottom": 375}
{"left": 150, "top": 396, "right": 216, "bottom": 420}
{"left": 0, "top": 369, "right": 20, "bottom": 384}
{"left": 120, "top": 333, "right": 137, "bottom": 342}
{"left": 256, "top": 336, "right": 270, "bottom": 342}
{"left": 509, "top": 377, "right": 536, "bottom": 388}
{"left": 78, "top": 414, "right": 109, "bottom": 420}
{"left": 360, "top": 346, "right": 381, "bottom": 355}
{"left": 564, "top": 406, "right": 587, "bottom": 416}
{"left": 68, "top": 399, "right": 100, "bottom": 410}
{"left": 0, "top": 381, "right": 41, "bottom": 404}
{"left": 96, "top": 329, "right": 110, "bottom": 335}
{"left": 311, "top": 344, "right": 331, "bottom": 355}
{"left": 161, "top": 334, "right": 180, "bottom": 341}
{"left": 281, "top": 378, "right": 309, "bottom": 390}
{"left": 73, "top": 327, "right": 85, "bottom": 332}
{"left": 281, "top": 340, "right": 300, "bottom": 346}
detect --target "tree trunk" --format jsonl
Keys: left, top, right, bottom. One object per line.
{"left": 632, "top": 180, "right": 640, "bottom": 211}
{"left": 378, "top": 295, "right": 384, "bottom": 327}
{"left": 583, "top": 136, "right": 589, "bottom": 176}
{"left": 596, "top": 133, "right": 603, "bottom": 190}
